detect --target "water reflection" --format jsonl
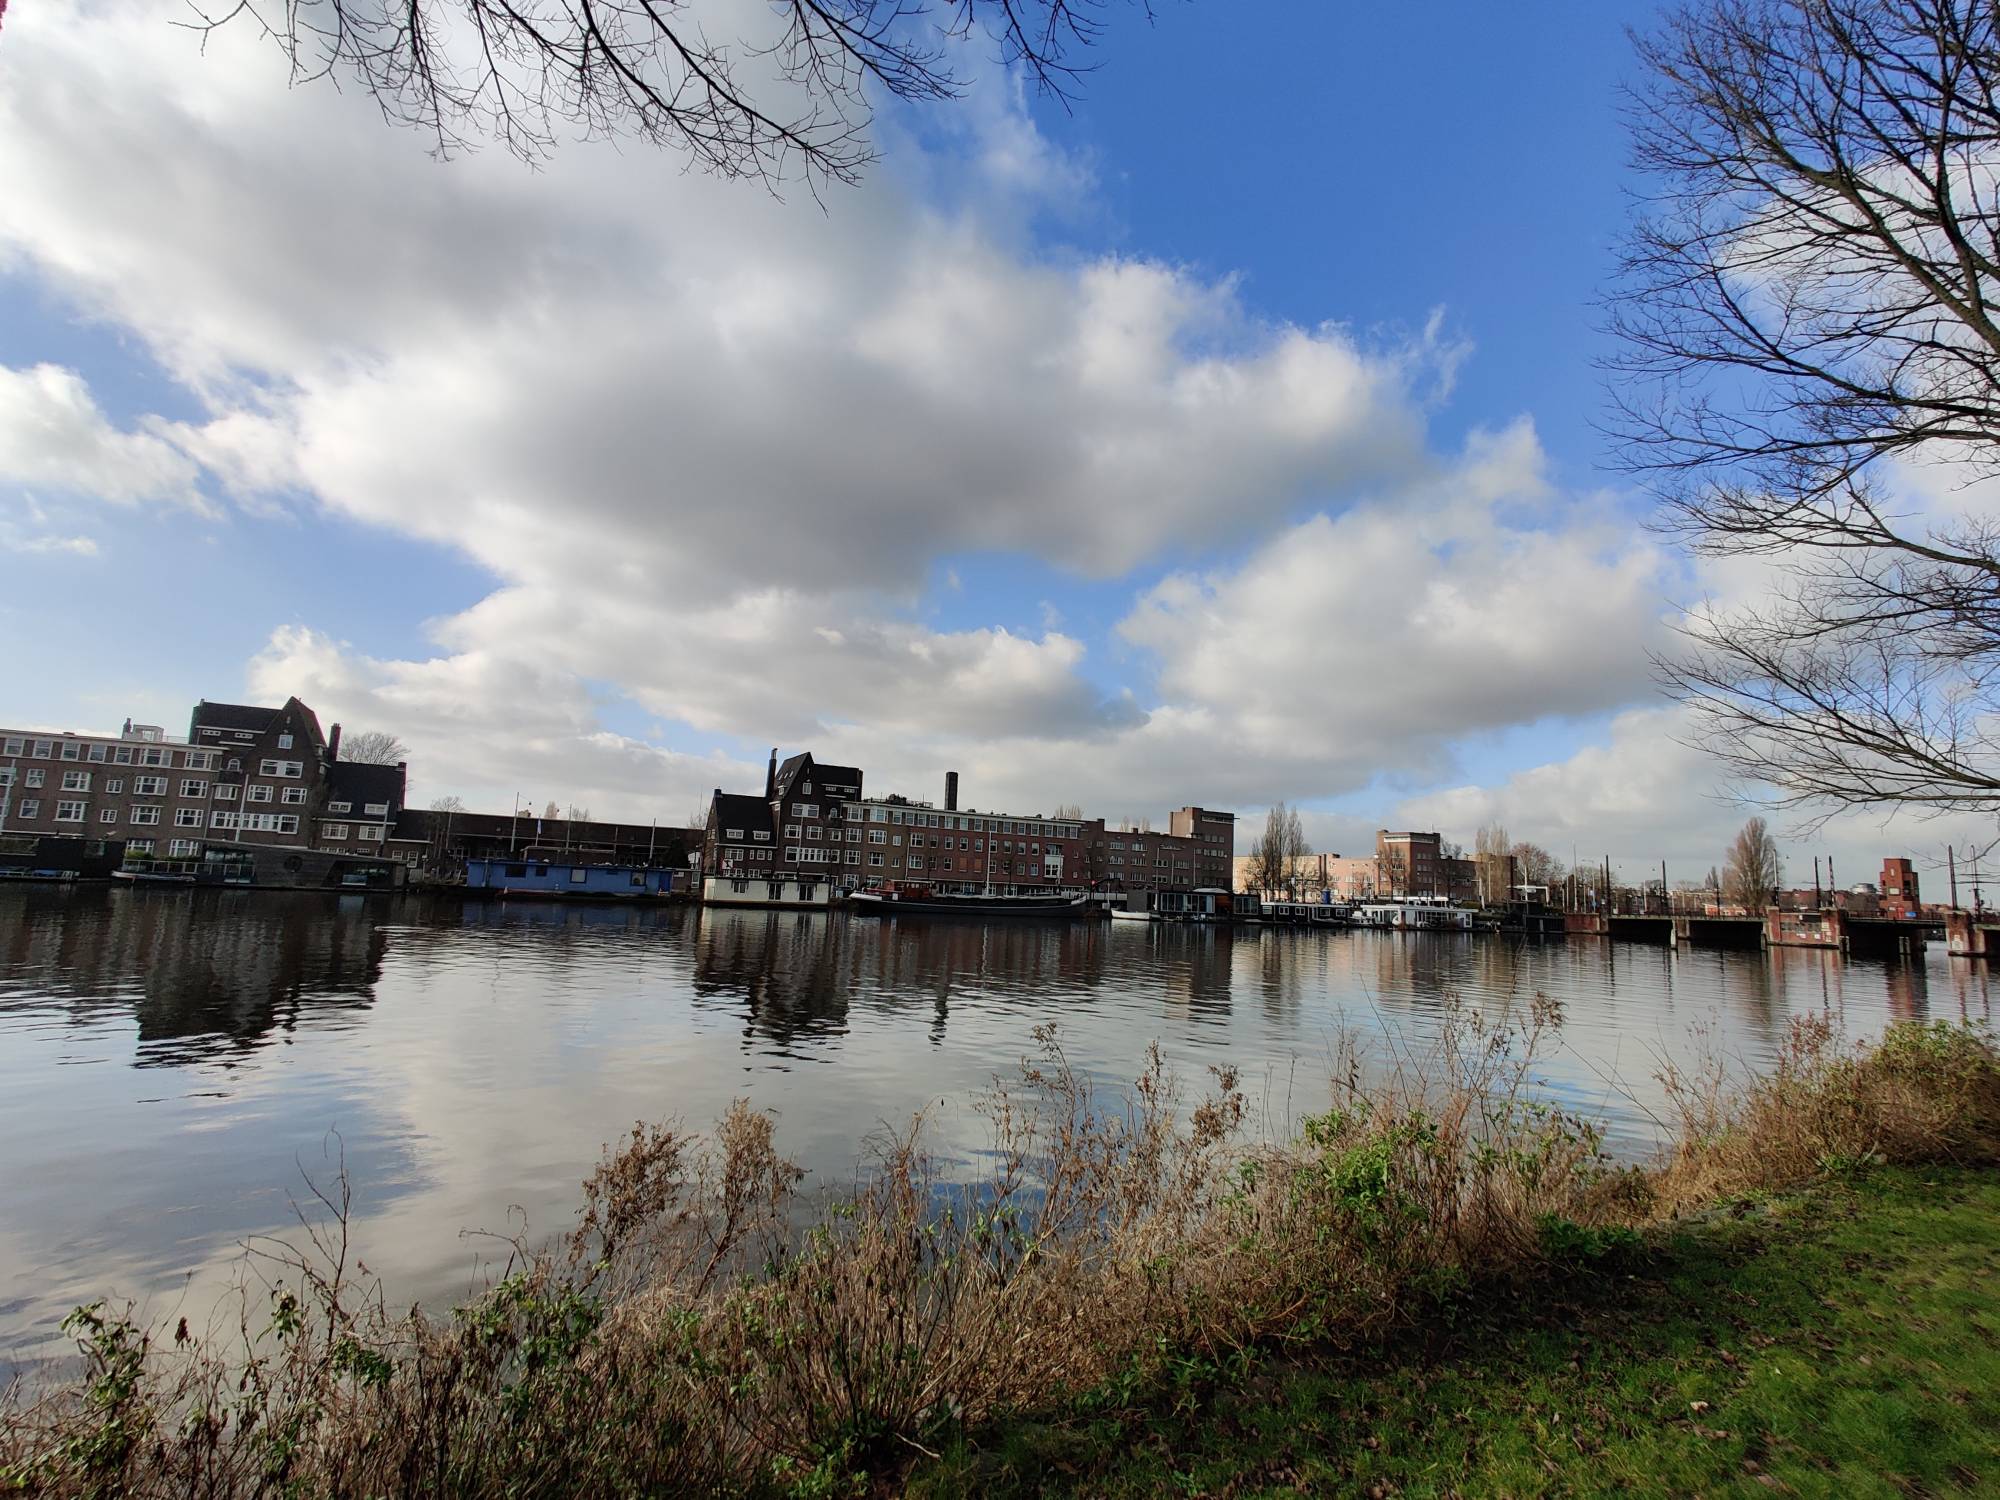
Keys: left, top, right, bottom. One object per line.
{"left": 0, "top": 886, "right": 1990, "bottom": 1371}
{"left": 0, "top": 886, "right": 386, "bottom": 1065}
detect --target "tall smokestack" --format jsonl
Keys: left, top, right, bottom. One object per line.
{"left": 765, "top": 748, "right": 777, "bottom": 799}
{"left": 328, "top": 723, "right": 342, "bottom": 761}
{"left": 945, "top": 771, "right": 959, "bottom": 812}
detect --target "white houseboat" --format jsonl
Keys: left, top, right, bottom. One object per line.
{"left": 1351, "top": 894, "right": 1474, "bottom": 931}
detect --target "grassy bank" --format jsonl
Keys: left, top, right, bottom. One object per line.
{"left": 3, "top": 1012, "right": 1996, "bottom": 1497}
{"left": 912, "top": 1164, "right": 2000, "bottom": 1497}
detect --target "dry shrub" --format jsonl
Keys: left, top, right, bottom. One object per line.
{"left": 3, "top": 1009, "right": 1994, "bottom": 1498}
{"left": 1654, "top": 1016, "right": 2000, "bottom": 1215}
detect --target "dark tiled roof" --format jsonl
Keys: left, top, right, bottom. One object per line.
{"left": 813, "top": 764, "right": 863, "bottom": 789}
{"left": 191, "top": 701, "right": 279, "bottom": 734}
{"left": 327, "top": 761, "right": 406, "bottom": 809}
{"left": 711, "top": 792, "right": 773, "bottom": 831}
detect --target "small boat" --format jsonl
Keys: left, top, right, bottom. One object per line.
{"left": 1109, "top": 907, "right": 1153, "bottom": 923}
{"left": 848, "top": 883, "right": 1090, "bottom": 917}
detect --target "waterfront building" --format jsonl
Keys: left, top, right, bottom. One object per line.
{"left": 700, "top": 749, "right": 864, "bottom": 906}
{"left": 1, "top": 697, "right": 333, "bottom": 863}
{"left": 843, "top": 774, "right": 1090, "bottom": 895}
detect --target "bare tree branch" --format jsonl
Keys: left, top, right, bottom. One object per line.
{"left": 175, "top": 0, "right": 1160, "bottom": 186}
{"left": 1610, "top": 0, "right": 2000, "bottom": 820}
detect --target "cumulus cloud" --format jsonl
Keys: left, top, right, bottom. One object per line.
{"left": 247, "top": 627, "right": 755, "bottom": 818}
{"left": 1394, "top": 703, "right": 1992, "bottom": 886}
{"left": 1117, "top": 421, "right": 1676, "bottom": 786}
{"left": 0, "top": 364, "right": 203, "bottom": 508}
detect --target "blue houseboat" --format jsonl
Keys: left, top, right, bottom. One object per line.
{"left": 465, "top": 857, "right": 680, "bottom": 900}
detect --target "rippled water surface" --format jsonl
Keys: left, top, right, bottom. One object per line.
{"left": 1, "top": 886, "right": 1991, "bottom": 1367}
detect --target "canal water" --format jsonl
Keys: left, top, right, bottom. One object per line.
{"left": 1, "top": 885, "right": 1990, "bottom": 1369}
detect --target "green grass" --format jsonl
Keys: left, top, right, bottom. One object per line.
{"left": 907, "top": 1166, "right": 2000, "bottom": 1498}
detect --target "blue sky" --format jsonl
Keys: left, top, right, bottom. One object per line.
{"left": 2, "top": 0, "right": 1973, "bottom": 880}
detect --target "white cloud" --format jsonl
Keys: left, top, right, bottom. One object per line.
{"left": 1394, "top": 703, "right": 1996, "bottom": 886}
{"left": 0, "top": 364, "right": 203, "bottom": 508}
{"left": 1116, "top": 421, "right": 1676, "bottom": 786}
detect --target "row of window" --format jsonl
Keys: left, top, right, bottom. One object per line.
{"left": 1, "top": 737, "right": 231, "bottom": 770}
{"left": 2, "top": 771, "right": 309, "bottom": 803}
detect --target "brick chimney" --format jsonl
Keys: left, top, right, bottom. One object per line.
{"left": 945, "top": 771, "right": 959, "bottom": 812}
{"left": 765, "top": 748, "right": 777, "bottom": 799}
{"left": 328, "top": 723, "right": 342, "bottom": 761}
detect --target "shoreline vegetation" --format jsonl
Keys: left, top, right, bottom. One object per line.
{"left": 3, "top": 1007, "right": 1996, "bottom": 1497}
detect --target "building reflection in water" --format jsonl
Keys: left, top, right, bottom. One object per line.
{"left": 0, "top": 885, "right": 386, "bottom": 1066}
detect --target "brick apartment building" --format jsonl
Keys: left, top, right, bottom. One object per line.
{"left": 1, "top": 698, "right": 337, "bottom": 861}
{"left": 1094, "top": 808, "right": 1236, "bottom": 900}
{"left": 703, "top": 750, "right": 866, "bottom": 888}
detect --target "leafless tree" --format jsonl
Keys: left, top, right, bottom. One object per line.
{"left": 1610, "top": 0, "right": 2000, "bottom": 823}
{"left": 339, "top": 729, "right": 408, "bottom": 764}
{"left": 1473, "top": 820, "right": 1512, "bottom": 904}
{"left": 543, "top": 799, "right": 561, "bottom": 820}
{"left": 1246, "top": 801, "right": 1310, "bottom": 895}
{"left": 429, "top": 794, "right": 466, "bottom": 812}
{"left": 186, "top": 0, "right": 1156, "bottom": 186}
{"left": 1510, "top": 840, "right": 1564, "bottom": 891}
{"left": 1723, "top": 815, "right": 1782, "bottom": 910}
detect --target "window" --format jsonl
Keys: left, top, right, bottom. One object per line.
{"left": 247, "top": 784, "right": 273, "bottom": 803}
{"left": 0, "top": 737, "right": 19, "bottom": 755}
{"left": 31, "top": 740, "right": 52, "bottom": 758}
{"left": 174, "top": 808, "right": 202, "bottom": 828}
{"left": 909, "top": 856, "right": 924, "bottom": 871}
{"left": 801, "top": 782, "right": 811, "bottom": 794}
{"left": 359, "top": 825, "right": 383, "bottom": 841}
{"left": 212, "top": 811, "right": 238, "bottom": 830}
{"left": 891, "top": 834, "right": 903, "bottom": 847}
{"left": 129, "top": 805, "right": 160, "bottom": 825}
{"left": 325, "top": 823, "right": 351, "bottom": 840}
{"left": 570, "top": 868, "right": 588, "bottom": 884}
{"left": 169, "top": 839, "right": 201, "bottom": 858}
{"left": 179, "top": 779, "right": 207, "bottom": 798}
{"left": 752, "top": 830, "right": 770, "bottom": 841}
{"left": 869, "top": 829, "right": 886, "bottom": 845}
{"left": 869, "top": 853, "right": 884, "bottom": 867}
{"left": 259, "top": 759, "right": 303, "bottom": 778}
{"left": 60, "top": 742, "right": 80, "bottom": 760}
{"left": 213, "top": 785, "right": 237, "bottom": 802}
{"left": 54, "top": 801, "right": 85, "bottom": 822}
{"left": 281, "top": 787, "right": 306, "bottom": 805}
{"left": 185, "top": 751, "right": 212, "bottom": 770}
{"left": 133, "top": 776, "right": 166, "bottom": 796}
{"left": 23, "top": 770, "right": 44, "bottom": 789}
{"left": 139, "top": 747, "right": 167, "bottom": 766}
{"left": 278, "top": 733, "right": 294, "bottom": 749}
{"left": 87, "top": 743, "right": 107, "bottom": 763}
{"left": 17, "top": 799, "right": 39, "bottom": 818}
{"left": 724, "top": 827, "right": 744, "bottom": 840}
{"left": 783, "top": 824, "right": 800, "bottom": 839}
{"left": 113, "top": 746, "right": 133, "bottom": 764}
{"left": 845, "top": 850, "right": 859, "bottom": 865}
{"left": 793, "top": 803, "right": 818, "bottom": 819}
{"left": 126, "top": 839, "right": 153, "bottom": 856}
{"left": 100, "top": 809, "right": 118, "bottom": 824}
{"left": 328, "top": 800, "right": 351, "bottom": 813}
{"left": 363, "top": 802, "right": 387, "bottom": 816}
{"left": 278, "top": 814, "right": 299, "bottom": 835}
